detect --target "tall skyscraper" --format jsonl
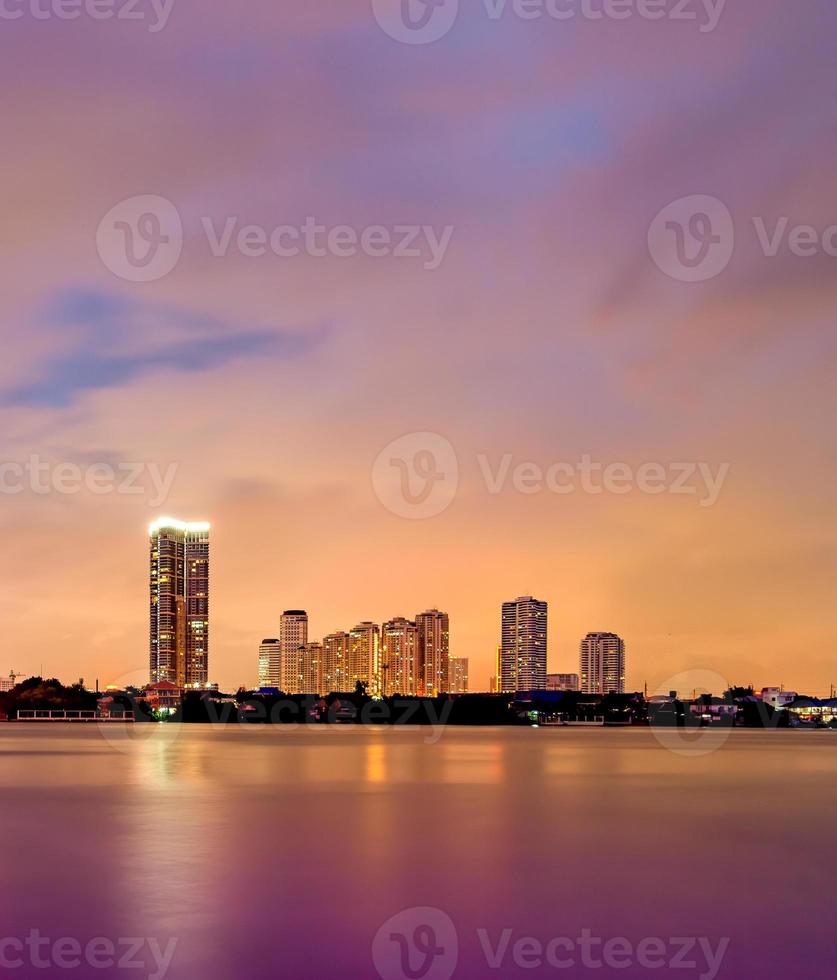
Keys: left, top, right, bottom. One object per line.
{"left": 416, "top": 609, "right": 450, "bottom": 696}
{"left": 149, "top": 518, "right": 210, "bottom": 688}
{"left": 580, "top": 632, "right": 626, "bottom": 695}
{"left": 299, "top": 641, "right": 323, "bottom": 695}
{"left": 449, "top": 657, "right": 469, "bottom": 694}
{"left": 279, "top": 610, "right": 308, "bottom": 693}
{"left": 381, "top": 617, "right": 420, "bottom": 695}
{"left": 500, "top": 596, "right": 547, "bottom": 693}
{"left": 258, "top": 638, "right": 281, "bottom": 689}
{"left": 322, "top": 632, "right": 351, "bottom": 692}
{"left": 348, "top": 622, "right": 380, "bottom": 694}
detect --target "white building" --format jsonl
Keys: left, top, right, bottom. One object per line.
{"left": 580, "top": 632, "right": 626, "bottom": 695}
{"left": 279, "top": 611, "right": 308, "bottom": 693}
{"left": 322, "top": 632, "right": 351, "bottom": 693}
{"left": 299, "top": 642, "right": 324, "bottom": 695}
{"left": 416, "top": 609, "right": 450, "bottom": 696}
{"left": 381, "top": 617, "right": 420, "bottom": 695}
{"left": 760, "top": 687, "right": 797, "bottom": 709}
{"left": 500, "top": 596, "right": 548, "bottom": 692}
{"left": 449, "top": 657, "right": 469, "bottom": 694}
{"left": 258, "top": 639, "right": 281, "bottom": 689}
{"left": 348, "top": 622, "right": 380, "bottom": 694}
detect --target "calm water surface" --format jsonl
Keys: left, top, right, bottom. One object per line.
{"left": 1, "top": 726, "right": 835, "bottom": 979}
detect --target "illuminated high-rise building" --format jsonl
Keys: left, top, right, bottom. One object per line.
{"left": 279, "top": 610, "right": 308, "bottom": 693}
{"left": 381, "top": 618, "right": 420, "bottom": 695}
{"left": 416, "top": 609, "right": 450, "bottom": 696}
{"left": 580, "top": 632, "right": 625, "bottom": 695}
{"left": 299, "top": 642, "right": 323, "bottom": 695}
{"left": 449, "top": 657, "right": 469, "bottom": 694}
{"left": 500, "top": 596, "right": 547, "bottom": 693}
{"left": 322, "top": 632, "right": 351, "bottom": 693}
{"left": 149, "top": 518, "right": 210, "bottom": 688}
{"left": 258, "top": 638, "right": 281, "bottom": 689}
{"left": 348, "top": 622, "right": 380, "bottom": 694}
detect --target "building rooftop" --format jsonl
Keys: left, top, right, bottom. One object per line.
{"left": 149, "top": 517, "right": 211, "bottom": 534}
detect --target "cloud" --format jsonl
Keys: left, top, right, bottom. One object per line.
{"left": 1, "top": 289, "right": 331, "bottom": 408}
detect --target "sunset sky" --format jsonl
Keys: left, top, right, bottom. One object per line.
{"left": 1, "top": 0, "right": 836, "bottom": 694}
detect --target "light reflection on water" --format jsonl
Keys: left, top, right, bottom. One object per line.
{"left": 2, "top": 726, "right": 836, "bottom": 979}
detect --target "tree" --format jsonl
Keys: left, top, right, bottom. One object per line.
{"left": 724, "top": 686, "right": 754, "bottom": 702}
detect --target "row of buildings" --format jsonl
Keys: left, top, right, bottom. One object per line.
{"left": 258, "top": 599, "right": 626, "bottom": 698}
{"left": 147, "top": 521, "right": 624, "bottom": 697}
{"left": 258, "top": 610, "right": 469, "bottom": 697}
{"left": 492, "top": 596, "right": 627, "bottom": 696}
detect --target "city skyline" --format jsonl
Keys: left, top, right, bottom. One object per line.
{"left": 141, "top": 519, "right": 624, "bottom": 694}
{"left": 250, "top": 596, "right": 625, "bottom": 696}
{"left": 5, "top": 502, "right": 830, "bottom": 694}
{"left": 56, "top": 515, "right": 832, "bottom": 695}
{"left": 1, "top": 510, "right": 827, "bottom": 696}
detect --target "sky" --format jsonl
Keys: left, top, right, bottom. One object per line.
{"left": 1, "top": 0, "right": 836, "bottom": 694}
